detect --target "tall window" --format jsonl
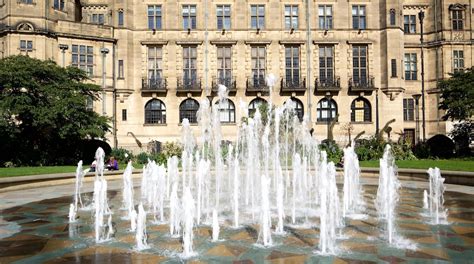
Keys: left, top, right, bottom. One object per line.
{"left": 53, "top": 0, "right": 65, "bottom": 11}
{"left": 118, "top": 10, "right": 124, "bottom": 26}
{"left": 285, "top": 46, "right": 300, "bottom": 84}
{"left": 248, "top": 98, "right": 267, "bottom": 117}
{"left": 148, "top": 5, "right": 162, "bottom": 30}
{"left": 145, "top": 99, "right": 166, "bottom": 124}
{"left": 453, "top": 50, "right": 464, "bottom": 72}
{"left": 217, "top": 46, "right": 232, "bottom": 84}
{"left": 251, "top": 5, "right": 265, "bottom": 29}
{"left": 351, "top": 98, "right": 371, "bottom": 122}
{"left": 403, "top": 98, "right": 415, "bottom": 121}
{"left": 19, "top": 40, "right": 33, "bottom": 51}
{"left": 317, "top": 98, "right": 337, "bottom": 122}
{"left": 404, "top": 53, "right": 417, "bottom": 80}
{"left": 352, "top": 45, "right": 368, "bottom": 85}
{"left": 318, "top": 5, "right": 333, "bottom": 30}
{"left": 319, "top": 45, "right": 334, "bottom": 84}
{"left": 290, "top": 97, "right": 304, "bottom": 121}
{"left": 217, "top": 5, "right": 231, "bottom": 30}
{"left": 20, "top": 0, "right": 33, "bottom": 4}
{"left": 391, "top": 59, "right": 397, "bottom": 77}
{"left": 118, "top": 59, "right": 124, "bottom": 79}
{"left": 216, "top": 99, "right": 235, "bottom": 123}
{"left": 251, "top": 46, "right": 266, "bottom": 83}
{"left": 451, "top": 9, "right": 464, "bottom": 30}
{"left": 148, "top": 46, "right": 162, "bottom": 82}
{"left": 389, "top": 9, "right": 396, "bottom": 26}
{"left": 180, "top": 99, "right": 199, "bottom": 123}
{"left": 352, "top": 5, "right": 366, "bottom": 29}
{"left": 284, "top": 5, "right": 298, "bottom": 29}
{"left": 183, "top": 5, "right": 197, "bottom": 29}
{"left": 122, "top": 109, "right": 127, "bottom": 121}
{"left": 86, "top": 97, "right": 93, "bottom": 111}
{"left": 183, "top": 46, "right": 197, "bottom": 83}
{"left": 404, "top": 15, "right": 416, "bottom": 33}
{"left": 72, "top": 45, "right": 93, "bottom": 76}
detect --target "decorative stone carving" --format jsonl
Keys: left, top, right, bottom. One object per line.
{"left": 381, "top": 87, "right": 405, "bottom": 101}
{"left": 17, "top": 22, "right": 34, "bottom": 31}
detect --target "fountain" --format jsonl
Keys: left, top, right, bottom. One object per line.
{"left": 135, "top": 203, "right": 149, "bottom": 250}
{"left": 342, "top": 143, "right": 364, "bottom": 217}
{"left": 425, "top": 167, "right": 448, "bottom": 224}
{"left": 212, "top": 209, "right": 219, "bottom": 242}
{"left": 182, "top": 187, "right": 196, "bottom": 258}
{"left": 122, "top": 161, "right": 134, "bottom": 220}
{"left": 318, "top": 152, "right": 341, "bottom": 255}
{"left": 376, "top": 145, "right": 400, "bottom": 245}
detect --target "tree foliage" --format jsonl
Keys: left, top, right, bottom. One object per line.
{"left": 0, "top": 55, "right": 110, "bottom": 166}
{"left": 438, "top": 68, "right": 473, "bottom": 156}
{"left": 439, "top": 68, "right": 474, "bottom": 121}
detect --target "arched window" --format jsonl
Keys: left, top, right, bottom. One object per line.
{"left": 316, "top": 98, "right": 337, "bottom": 122}
{"left": 288, "top": 97, "right": 304, "bottom": 121}
{"left": 248, "top": 97, "right": 267, "bottom": 117}
{"left": 351, "top": 97, "right": 371, "bottom": 122}
{"left": 145, "top": 99, "right": 166, "bottom": 124}
{"left": 179, "top": 98, "right": 199, "bottom": 123}
{"left": 215, "top": 99, "right": 236, "bottom": 123}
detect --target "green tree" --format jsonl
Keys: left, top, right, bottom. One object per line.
{"left": 439, "top": 67, "right": 474, "bottom": 155}
{"left": 0, "top": 55, "right": 110, "bottom": 166}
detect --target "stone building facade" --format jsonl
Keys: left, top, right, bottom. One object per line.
{"left": 1, "top": 0, "right": 472, "bottom": 152}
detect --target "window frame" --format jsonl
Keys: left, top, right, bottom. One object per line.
{"left": 182, "top": 5, "right": 197, "bottom": 30}
{"left": 122, "top": 109, "right": 127, "bottom": 122}
{"left": 251, "top": 46, "right": 266, "bottom": 81}
{"left": 145, "top": 99, "right": 166, "bottom": 124}
{"left": 179, "top": 98, "right": 199, "bottom": 124}
{"left": 53, "top": 0, "right": 65, "bottom": 11}
{"left": 391, "top": 59, "right": 397, "bottom": 77}
{"left": 217, "top": 5, "right": 231, "bottom": 30}
{"left": 118, "top": 10, "right": 124, "bottom": 26}
{"left": 403, "top": 98, "right": 415, "bottom": 121}
{"left": 351, "top": 97, "right": 371, "bottom": 123}
{"left": 148, "top": 46, "right": 163, "bottom": 82}
{"left": 284, "top": 5, "right": 298, "bottom": 30}
{"left": 217, "top": 46, "right": 232, "bottom": 82}
{"left": 318, "top": 5, "right": 333, "bottom": 30}
{"left": 352, "top": 45, "right": 368, "bottom": 85}
{"left": 451, "top": 9, "right": 464, "bottom": 31}
{"left": 403, "top": 15, "right": 416, "bottom": 34}
{"left": 215, "top": 99, "right": 236, "bottom": 123}
{"left": 404, "top": 53, "right": 417, "bottom": 81}
{"left": 316, "top": 98, "right": 337, "bottom": 122}
{"left": 248, "top": 97, "right": 267, "bottom": 117}
{"left": 319, "top": 45, "right": 334, "bottom": 84}
{"left": 389, "top": 9, "right": 396, "bottom": 26}
{"left": 148, "top": 5, "right": 162, "bottom": 30}
{"left": 183, "top": 46, "right": 197, "bottom": 83}
{"left": 71, "top": 44, "right": 94, "bottom": 76}
{"left": 19, "top": 40, "right": 33, "bottom": 51}
{"left": 352, "top": 5, "right": 366, "bottom": 30}
{"left": 285, "top": 45, "right": 300, "bottom": 85}
{"left": 453, "top": 50, "right": 464, "bottom": 72}
{"left": 118, "top": 59, "right": 124, "bottom": 79}
{"left": 250, "top": 5, "right": 265, "bottom": 29}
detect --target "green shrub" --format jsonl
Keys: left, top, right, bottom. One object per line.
{"left": 320, "top": 140, "right": 343, "bottom": 163}
{"left": 110, "top": 148, "right": 133, "bottom": 163}
{"left": 355, "top": 136, "right": 417, "bottom": 161}
{"left": 153, "top": 153, "right": 168, "bottom": 166}
{"left": 413, "top": 142, "right": 431, "bottom": 159}
{"left": 162, "top": 141, "right": 183, "bottom": 159}
{"left": 135, "top": 152, "right": 150, "bottom": 165}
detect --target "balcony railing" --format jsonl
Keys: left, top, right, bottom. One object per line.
{"left": 212, "top": 77, "right": 236, "bottom": 93}
{"left": 349, "top": 76, "right": 375, "bottom": 92}
{"left": 177, "top": 77, "right": 202, "bottom": 92}
{"left": 142, "top": 78, "right": 167, "bottom": 92}
{"left": 315, "top": 76, "right": 341, "bottom": 92}
{"left": 281, "top": 78, "right": 306, "bottom": 92}
{"left": 246, "top": 76, "right": 269, "bottom": 93}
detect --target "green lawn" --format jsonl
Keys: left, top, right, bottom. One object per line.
{"left": 359, "top": 159, "right": 474, "bottom": 172}
{"left": 1, "top": 159, "right": 473, "bottom": 178}
{"left": 0, "top": 166, "right": 78, "bottom": 178}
